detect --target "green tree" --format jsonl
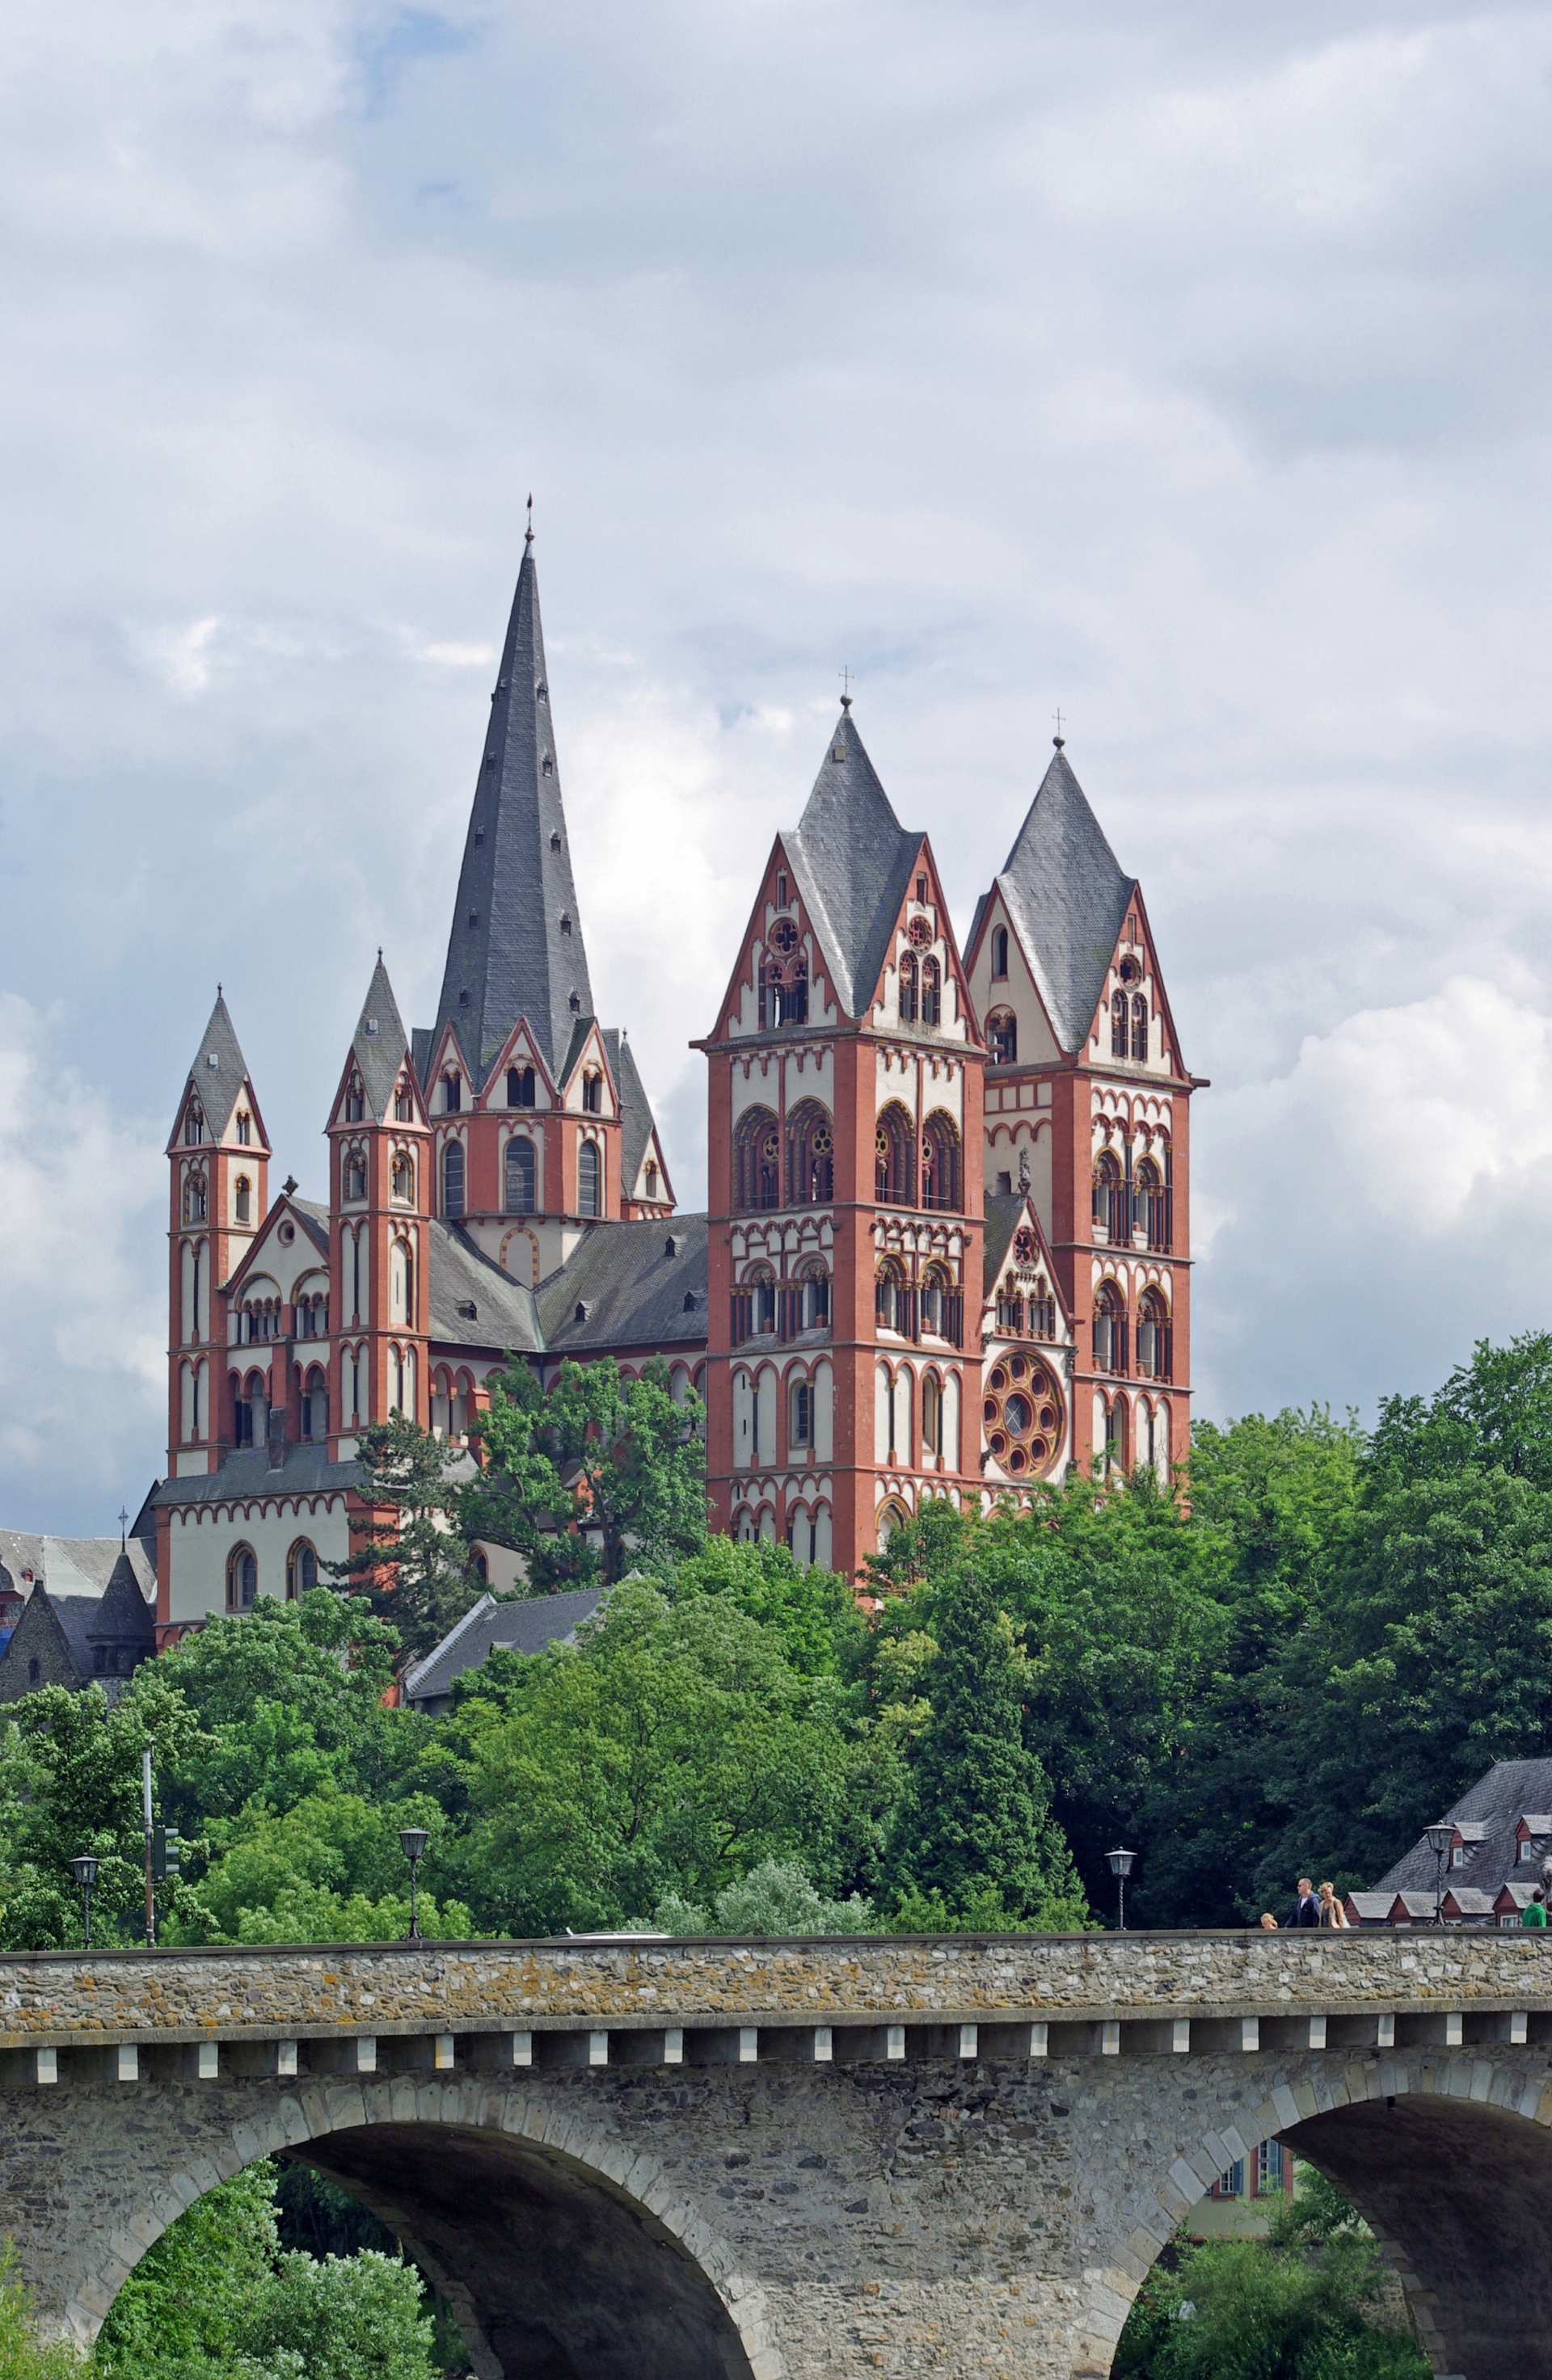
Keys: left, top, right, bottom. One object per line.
{"left": 327, "top": 1417, "right": 487, "bottom": 1662}
{"left": 886, "top": 1566, "right": 1090, "bottom": 1931}
{"left": 464, "top": 1356, "right": 706, "bottom": 1587}
{"left": 653, "top": 1856, "right": 876, "bottom": 1935}
{"left": 1369, "top": 1330, "right": 1552, "bottom": 1489}
{"left": 659, "top": 1536, "right": 867, "bottom": 1679}
{"left": 0, "top": 2242, "right": 84, "bottom": 2379}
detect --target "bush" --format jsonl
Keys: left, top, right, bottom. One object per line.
{"left": 652, "top": 1856, "right": 875, "bottom": 1936}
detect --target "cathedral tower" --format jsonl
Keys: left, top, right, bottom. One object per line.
{"left": 413, "top": 530, "right": 672, "bottom": 1289}
{"left": 701, "top": 707, "right": 984, "bottom": 1578}
{"left": 164, "top": 996, "right": 269, "bottom": 1481}
{"left": 964, "top": 742, "right": 1196, "bottom": 1481}
{"left": 327, "top": 957, "right": 432, "bottom": 1450}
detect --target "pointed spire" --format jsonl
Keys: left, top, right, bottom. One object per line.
{"left": 785, "top": 709, "right": 919, "bottom": 1019}
{"left": 348, "top": 954, "right": 411, "bottom": 1123}
{"left": 172, "top": 991, "right": 251, "bottom": 1143}
{"left": 996, "top": 745, "right": 1135, "bottom": 1054}
{"left": 432, "top": 544, "right": 593, "bottom": 1084}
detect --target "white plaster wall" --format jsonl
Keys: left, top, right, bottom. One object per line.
{"left": 755, "top": 1365, "right": 778, "bottom": 1467}
{"left": 782, "top": 1047, "right": 834, "bottom": 1107}
{"left": 875, "top": 1365, "right": 890, "bottom": 1464}
{"left": 167, "top": 1497, "right": 352, "bottom": 1625}
{"left": 815, "top": 1360, "right": 834, "bottom": 1464}
{"left": 875, "top": 1050, "right": 918, "bottom": 1119}
{"left": 945, "top": 1370, "right": 961, "bottom": 1474}
{"left": 970, "top": 891, "right": 1061, "bottom": 1065}
{"left": 729, "top": 1059, "right": 781, "bottom": 1123}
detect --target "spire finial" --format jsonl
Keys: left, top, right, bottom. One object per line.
{"left": 117, "top": 1506, "right": 129, "bottom": 1549}
{"left": 217, "top": 982, "right": 222, "bottom": 998}
{"left": 525, "top": 493, "right": 534, "bottom": 549}
{"left": 377, "top": 946, "right": 382, "bottom": 963}
{"left": 839, "top": 665, "right": 852, "bottom": 711}
{"left": 1052, "top": 706, "right": 1065, "bottom": 749}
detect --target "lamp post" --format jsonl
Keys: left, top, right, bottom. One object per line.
{"left": 1106, "top": 1846, "right": 1137, "bottom": 1933}
{"left": 399, "top": 1828, "right": 430, "bottom": 1943}
{"left": 1424, "top": 1821, "right": 1454, "bottom": 1927}
{"left": 70, "top": 1856, "right": 99, "bottom": 1951}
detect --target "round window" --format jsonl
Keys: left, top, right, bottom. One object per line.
{"left": 983, "top": 1399, "right": 999, "bottom": 1427}
{"left": 1003, "top": 1394, "right": 1032, "bottom": 1436}
{"left": 1008, "top": 1447, "right": 1027, "bottom": 1473}
{"left": 908, "top": 917, "right": 931, "bottom": 947}
{"left": 1120, "top": 955, "right": 1141, "bottom": 985}
{"left": 277, "top": 1220, "right": 295, "bottom": 1245}
{"left": 1040, "top": 1404, "right": 1059, "bottom": 1433}
{"left": 989, "top": 1431, "right": 1008, "bottom": 1459}
{"left": 1010, "top": 1354, "right": 1027, "bottom": 1380}
{"left": 989, "top": 1366, "right": 1008, "bottom": 1392}
{"left": 1029, "top": 1436, "right": 1047, "bottom": 1462}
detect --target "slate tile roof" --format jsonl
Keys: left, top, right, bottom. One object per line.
{"left": 0, "top": 1528, "right": 156, "bottom": 1600}
{"left": 602, "top": 1030, "right": 661, "bottom": 1197}
{"left": 784, "top": 711, "right": 921, "bottom": 1022}
{"left": 429, "top": 1222, "right": 543, "bottom": 1354}
{"left": 1374, "top": 1756, "right": 1552, "bottom": 1908}
{"left": 348, "top": 957, "right": 413, "bottom": 1123}
{"left": 536, "top": 1217, "right": 709, "bottom": 1356}
{"left": 401, "top": 1586, "right": 605, "bottom": 1709}
{"left": 177, "top": 993, "right": 253, "bottom": 1143}
{"left": 979, "top": 746, "right": 1136, "bottom": 1055}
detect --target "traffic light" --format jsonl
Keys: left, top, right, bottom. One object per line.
{"left": 152, "top": 1827, "right": 180, "bottom": 1885}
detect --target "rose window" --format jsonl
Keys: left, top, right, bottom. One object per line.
{"left": 983, "top": 1353, "right": 1062, "bottom": 1478}
{"left": 907, "top": 916, "right": 932, "bottom": 947}
{"left": 770, "top": 920, "right": 799, "bottom": 954}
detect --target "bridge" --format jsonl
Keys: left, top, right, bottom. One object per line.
{"left": 2, "top": 1927, "right": 1550, "bottom": 2380}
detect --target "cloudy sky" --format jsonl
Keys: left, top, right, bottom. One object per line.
{"left": 3, "top": 0, "right": 1551, "bottom": 1532}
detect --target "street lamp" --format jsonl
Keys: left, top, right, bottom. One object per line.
{"left": 399, "top": 1829, "right": 430, "bottom": 1943}
{"left": 1106, "top": 1847, "right": 1137, "bottom": 1934}
{"left": 70, "top": 1856, "right": 99, "bottom": 1951}
{"left": 1423, "top": 1821, "right": 1454, "bottom": 1928}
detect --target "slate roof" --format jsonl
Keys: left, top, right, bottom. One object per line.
{"left": 985, "top": 746, "right": 1136, "bottom": 1055}
{"left": 784, "top": 711, "right": 921, "bottom": 1022}
{"left": 175, "top": 993, "right": 253, "bottom": 1144}
{"left": 293, "top": 1198, "right": 331, "bottom": 1257}
{"left": 0, "top": 1528, "right": 156, "bottom": 1600}
{"left": 1374, "top": 1757, "right": 1552, "bottom": 1906}
{"left": 401, "top": 1586, "right": 605, "bottom": 1708}
{"left": 429, "top": 1222, "right": 543, "bottom": 1354}
{"left": 155, "top": 1445, "right": 368, "bottom": 1508}
{"left": 536, "top": 1216, "right": 709, "bottom": 1355}
{"left": 428, "top": 540, "right": 596, "bottom": 1086}
{"left": 602, "top": 1030, "right": 664, "bottom": 1198}
{"left": 89, "top": 1551, "right": 157, "bottom": 1648}
{"left": 348, "top": 957, "right": 412, "bottom": 1123}
{"left": 983, "top": 1193, "right": 1029, "bottom": 1291}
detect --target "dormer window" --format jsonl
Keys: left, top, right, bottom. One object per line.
{"left": 560, "top": 914, "right": 572, "bottom": 936}
{"left": 443, "top": 1074, "right": 462, "bottom": 1114}
{"left": 550, "top": 830, "right": 561, "bottom": 850}
{"left": 991, "top": 926, "right": 1008, "bottom": 979}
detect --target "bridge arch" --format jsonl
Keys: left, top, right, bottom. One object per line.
{"left": 1069, "top": 2047, "right": 1552, "bottom": 2380}
{"left": 73, "top": 2076, "right": 778, "bottom": 2380}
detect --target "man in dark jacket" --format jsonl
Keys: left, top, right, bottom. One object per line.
{"left": 1291, "top": 1877, "right": 1321, "bottom": 1927}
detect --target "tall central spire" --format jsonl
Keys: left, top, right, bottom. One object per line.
{"left": 432, "top": 542, "right": 594, "bottom": 1084}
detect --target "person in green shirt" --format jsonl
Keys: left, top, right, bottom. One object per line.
{"left": 1523, "top": 1888, "right": 1547, "bottom": 1927}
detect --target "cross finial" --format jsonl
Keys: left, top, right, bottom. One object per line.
{"left": 1052, "top": 707, "right": 1065, "bottom": 749}
{"left": 525, "top": 492, "right": 534, "bottom": 548}
{"left": 839, "top": 666, "right": 852, "bottom": 711}
{"left": 117, "top": 1506, "right": 129, "bottom": 1548}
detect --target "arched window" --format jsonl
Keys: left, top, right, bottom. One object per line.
{"left": 582, "top": 1071, "right": 602, "bottom": 1114}
{"left": 578, "top": 1139, "right": 601, "bottom": 1218}
{"left": 236, "top": 1112, "right": 251, "bottom": 1146}
{"left": 183, "top": 1103, "right": 205, "bottom": 1147}
{"left": 988, "top": 1011, "right": 1017, "bottom": 1066}
{"left": 443, "top": 1074, "right": 462, "bottom": 1114}
{"left": 875, "top": 1102, "right": 914, "bottom": 1207}
{"left": 1137, "top": 1288, "right": 1171, "bottom": 1382}
{"left": 921, "top": 957, "right": 942, "bottom": 1028}
{"left": 898, "top": 951, "right": 918, "bottom": 1024}
{"left": 1136, "top": 1153, "right": 1171, "bottom": 1252}
{"left": 921, "top": 1112, "right": 961, "bottom": 1213}
{"left": 875, "top": 1258, "right": 909, "bottom": 1336}
{"left": 751, "top": 1268, "right": 778, "bottom": 1336}
{"left": 394, "top": 1085, "right": 414, "bottom": 1123}
{"left": 345, "top": 1077, "right": 365, "bottom": 1123}
{"left": 876, "top": 1500, "right": 909, "bottom": 1552}
{"left": 991, "top": 926, "right": 1009, "bottom": 979}
{"left": 1093, "top": 1148, "right": 1124, "bottom": 1241}
{"left": 643, "top": 1161, "right": 659, "bottom": 1198}
{"left": 27, "top": 1658, "right": 39, "bottom": 1685}
{"left": 1111, "top": 992, "right": 1128, "bottom": 1058}
{"left": 344, "top": 1149, "right": 367, "bottom": 1202}
{"left": 1103, "top": 1398, "right": 1126, "bottom": 1477}
{"left": 234, "top": 1176, "right": 251, "bottom": 1225}
{"left": 285, "top": 1539, "right": 318, "bottom": 1599}
{"left": 734, "top": 1108, "right": 780, "bottom": 1212}
{"left": 1093, "top": 1281, "right": 1127, "bottom": 1375}
{"left": 920, "top": 1262, "right": 955, "bottom": 1340}
{"left": 226, "top": 1544, "right": 258, "bottom": 1611}
{"left": 442, "top": 1141, "right": 466, "bottom": 1217}
{"left": 796, "top": 1262, "right": 830, "bottom": 1331}
{"left": 1132, "top": 993, "right": 1149, "bottom": 1062}
{"left": 789, "top": 1376, "right": 814, "bottom": 1450}
{"left": 922, "top": 1371, "right": 942, "bottom": 1457}
{"left": 390, "top": 1238, "right": 414, "bottom": 1325}
{"left": 508, "top": 1065, "right": 535, "bottom": 1108}
{"left": 391, "top": 1150, "right": 414, "bottom": 1202}
{"left": 786, "top": 1101, "right": 834, "bottom": 1206}
{"left": 183, "top": 1169, "right": 207, "bottom": 1224}
{"left": 505, "top": 1135, "right": 536, "bottom": 1212}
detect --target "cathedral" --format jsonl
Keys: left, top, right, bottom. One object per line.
{"left": 153, "top": 534, "right": 1196, "bottom": 1637}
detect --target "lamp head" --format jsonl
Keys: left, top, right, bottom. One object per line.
{"left": 399, "top": 1828, "right": 430, "bottom": 1864}
{"left": 1424, "top": 1822, "right": 1455, "bottom": 1858}
{"left": 70, "top": 1856, "right": 99, "bottom": 1888}
{"left": 1105, "top": 1847, "right": 1137, "bottom": 1879}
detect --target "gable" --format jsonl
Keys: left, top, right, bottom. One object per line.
{"left": 479, "top": 1022, "right": 557, "bottom": 1110}
{"left": 866, "top": 838, "right": 976, "bottom": 1046}
{"left": 982, "top": 1193, "right": 1072, "bottom": 1342}
{"left": 1081, "top": 890, "right": 1187, "bottom": 1079}
{"left": 226, "top": 1199, "right": 331, "bottom": 1304}
{"left": 964, "top": 884, "right": 1061, "bottom": 1068}
{"left": 711, "top": 837, "right": 843, "bottom": 1043}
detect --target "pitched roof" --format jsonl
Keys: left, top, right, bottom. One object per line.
{"left": 174, "top": 993, "right": 253, "bottom": 1144}
{"left": 784, "top": 711, "right": 921, "bottom": 1021}
{"left": 401, "top": 1586, "right": 605, "bottom": 1707}
{"left": 602, "top": 1030, "right": 665, "bottom": 1198}
{"left": 428, "top": 541, "right": 595, "bottom": 1085}
{"left": 993, "top": 746, "right": 1136, "bottom": 1055}
{"left": 982, "top": 1192, "right": 1029, "bottom": 1291}
{"left": 1374, "top": 1756, "right": 1552, "bottom": 1907}
{"left": 348, "top": 957, "right": 412, "bottom": 1123}
{"left": 0, "top": 1528, "right": 156, "bottom": 1600}
{"left": 154, "top": 1444, "right": 367, "bottom": 1508}
{"left": 536, "top": 1215, "right": 709, "bottom": 1354}
{"left": 88, "top": 1552, "right": 156, "bottom": 1646}
{"left": 428, "top": 1222, "right": 543, "bottom": 1354}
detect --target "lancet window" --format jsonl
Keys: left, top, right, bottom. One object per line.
{"left": 786, "top": 1101, "right": 834, "bottom": 1206}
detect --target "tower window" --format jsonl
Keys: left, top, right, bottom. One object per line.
{"left": 391, "top": 1151, "right": 415, "bottom": 1202}
{"left": 916, "top": 874, "right": 927, "bottom": 902}
{"left": 790, "top": 1380, "right": 814, "bottom": 1450}
{"left": 508, "top": 1065, "right": 535, "bottom": 1107}
{"left": 991, "top": 926, "right": 1008, "bottom": 979}
{"left": 234, "top": 1176, "right": 251, "bottom": 1225}
{"left": 226, "top": 1544, "right": 258, "bottom": 1611}
{"left": 921, "top": 956, "right": 942, "bottom": 1029}
{"left": 988, "top": 1011, "right": 1017, "bottom": 1066}
{"left": 898, "top": 951, "right": 917, "bottom": 1025}
{"left": 394, "top": 1086, "right": 413, "bottom": 1122}
{"left": 582, "top": 1071, "right": 602, "bottom": 1114}
{"left": 734, "top": 1109, "right": 781, "bottom": 1212}
{"left": 442, "top": 1140, "right": 466, "bottom": 1218}
{"left": 1111, "top": 992, "right": 1128, "bottom": 1059}
{"left": 444, "top": 1074, "right": 462, "bottom": 1113}
{"left": 578, "top": 1139, "right": 601, "bottom": 1218}
{"left": 505, "top": 1135, "right": 537, "bottom": 1214}
{"left": 183, "top": 1104, "right": 205, "bottom": 1146}
{"left": 345, "top": 1080, "right": 364, "bottom": 1123}
{"left": 1132, "top": 994, "right": 1149, "bottom": 1063}
{"left": 777, "top": 872, "right": 788, "bottom": 908}
{"left": 235, "top": 1112, "right": 251, "bottom": 1146}
{"left": 183, "top": 1170, "right": 208, "bottom": 1225}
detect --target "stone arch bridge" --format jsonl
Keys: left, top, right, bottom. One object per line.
{"left": 1, "top": 1928, "right": 1549, "bottom": 2379}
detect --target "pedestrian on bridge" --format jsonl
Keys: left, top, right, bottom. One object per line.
{"left": 1291, "top": 1877, "right": 1321, "bottom": 1927}
{"left": 1523, "top": 1887, "right": 1547, "bottom": 1929}
{"left": 1317, "top": 1882, "right": 1349, "bottom": 1929}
